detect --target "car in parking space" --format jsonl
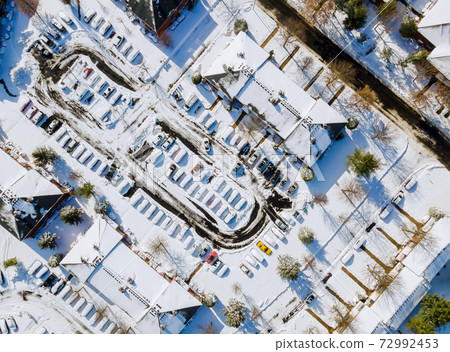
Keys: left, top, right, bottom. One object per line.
{"left": 25, "top": 105, "right": 39, "bottom": 119}
{"left": 224, "top": 211, "right": 236, "bottom": 224}
{"left": 256, "top": 241, "right": 272, "bottom": 255}
{"left": 83, "top": 67, "right": 94, "bottom": 79}
{"left": 231, "top": 161, "right": 242, "bottom": 175}
{"left": 275, "top": 220, "right": 288, "bottom": 232}
{"left": 0, "top": 318, "right": 9, "bottom": 334}
{"left": 239, "top": 143, "right": 251, "bottom": 156}
{"left": 121, "top": 42, "right": 133, "bottom": 56}
{"left": 149, "top": 149, "right": 163, "bottom": 164}
{"left": 162, "top": 137, "right": 175, "bottom": 150}
{"left": 271, "top": 170, "right": 282, "bottom": 186}
{"left": 99, "top": 22, "right": 113, "bottom": 37}
{"left": 247, "top": 151, "right": 260, "bottom": 165}
{"left": 263, "top": 163, "right": 276, "bottom": 180}
{"left": 173, "top": 148, "right": 187, "bottom": 164}
{"left": 216, "top": 264, "right": 229, "bottom": 277}
{"left": 239, "top": 263, "right": 253, "bottom": 278}
{"left": 403, "top": 174, "right": 418, "bottom": 191}
{"left": 245, "top": 255, "right": 259, "bottom": 268}
{"left": 127, "top": 50, "right": 143, "bottom": 64}
{"left": 352, "top": 236, "right": 366, "bottom": 250}
{"left": 47, "top": 30, "right": 60, "bottom": 40}
{"left": 206, "top": 251, "right": 217, "bottom": 264}
{"left": 305, "top": 293, "right": 316, "bottom": 305}
{"left": 257, "top": 158, "right": 269, "bottom": 172}
{"left": 51, "top": 18, "right": 66, "bottom": 32}
{"left": 97, "top": 81, "right": 108, "bottom": 93}
{"left": 250, "top": 248, "right": 264, "bottom": 263}
{"left": 112, "top": 35, "right": 124, "bottom": 47}
{"left": 58, "top": 11, "right": 73, "bottom": 25}
{"left": 39, "top": 34, "right": 55, "bottom": 48}
{"left": 391, "top": 191, "right": 404, "bottom": 205}
{"left": 279, "top": 178, "right": 288, "bottom": 188}
{"left": 31, "top": 111, "right": 46, "bottom": 125}
{"left": 102, "top": 86, "right": 115, "bottom": 99}
{"left": 6, "top": 317, "right": 17, "bottom": 332}
{"left": 263, "top": 234, "right": 277, "bottom": 248}
{"left": 34, "top": 42, "right": 52, "bottom": 57}
{"left": 198, "top": 246, "right": 210, "bottom": 259}
{"left": 379, "top": 203, "right": 393, "bottom": 219}
{"left": 166, "top": 164, "right": 177, "bottom": 178}
{"left": 286, "top": 182, "right": 298, "bottom": 196}
{"left": 83, "top": 9, "right": 96, "bottom": 23}
{"left": 91, "top": 16, "right": 104, "bottom": 29}
{"left": 172, "top": 169, "right": 185, "bottom": 183}
{"left": 151, "top": 132, "right": 167, "bottom": 146}
{"left": 203, "top": 138, "right": 211, "bottom": 152}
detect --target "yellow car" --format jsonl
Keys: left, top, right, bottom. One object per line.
{"left": 256, "top": 241, "right": 272, "bottom": 255}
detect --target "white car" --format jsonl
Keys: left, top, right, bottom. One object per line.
{"left": 149, "top": 149, "right": 163, "bottom": 164}
{"left": 250, "top": 248, "right": 264, "bottom": 263}
{"left": 173, "top": 148, "right": 187, "bottom": 164}
{"left": 83, "top": 9, "right": 96, "bottom": 23}
{"left": 99, "top": 22, "right": 113, "bottom": 36}
{"left": 58, "top": 11, "right": 73, "bottom": 25}
{"left": 224, "top": 211, "right": 236, "bottom": 224}
{"left": 248, "top": 151, "right": 260, "bottom": 165}
{"left": 352, "top": 237, "right": 366, "bottom": 250}
{"left": 263, "top": 234, "right": 277, "bottom": 248}
{"left": 245, "top": 255, "right": 259, "bottom": 269}
{"left": 404, "top": 175, "right": 418, "bottom": 191}
{"left": 92, "top": 16, "right": 104, "bottom": 29}
{"left": 379, "top": 203, "right": 393, "bottom": 219}
{"left": 391, "top": 191, "right": 404, "bottom": 205}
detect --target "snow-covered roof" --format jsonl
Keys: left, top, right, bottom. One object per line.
{"left": 0, "top": 150, "right": 64, "bottom": 240}
{"left": 61, "top": 217, "right": 124, "bottom": 282}
{"left": 204, "top": 32, "right": 347, "bottom": 164}
{"left": 418, "top": 0, "right": 450, "bottom": 80}
{"left": 402, "top": 218, "right": 450, "bottom": 278}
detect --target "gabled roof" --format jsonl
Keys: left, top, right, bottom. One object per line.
{"left": 127, "top": 0, "right": 183, "bottom": 33}
{"left": 418, "top": 0, "right": 450, "bottom": 29}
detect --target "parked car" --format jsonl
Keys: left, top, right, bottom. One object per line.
{"left": 39, "top": 34, "right": 55, "bottom": 48}
{"left": 83, "top": 9, "right": 96, "bottom": 23}
{"left": 166, "top": 164, "right": 177, "bottom": 178}
{"left": 379, "top": 203, "right": 393, "bottom": 219}
{"left": 51, "top": 18, "right": 66, "bottom": 32}
{"left": 263, "top": 163, "right": 276, "bottom": 180}
{"left": 352, "top": 237, "right": 366, "bottom": 250}
{"left": 112, "top": 35, "right": 124, "bottom": 47}
{"left": 6, "top": 317, "right": 17, "bottom": 332}
{"left": 256, "top": 241, "right": 272, "bottom": 255}
{"left": 391, "top": 191, "right": 404, "bottom": 205}
{"left": 58, "top": 11, "right": 73, "bottom": 25}
{"left": 47, "top": 30, "right": 60, "bottom": 40}
{"left": 206, "top": 251, "right": 217, "bottom": 264}
{"left": 91, "top": 16, "right": 104, "bottom": 29}
{"left": 239, "top": 263, "right": 253, "bottom": 278}
{"left": 151, "top": 132, "right": 167, "bottom": 146}
{"left": 279, "top": 178, "right": 288, "bottom": 188}
{"left": 34, "top": 42, "right": 51, "bottom": 57}
{"left": 231, "top": 161, "right": 242, "bottom": 175}
{"left": 25, "top": 105, "right": 39, "bottom": 119}
{"left": 305, "top": 293, "right": 316, "bottom": 305}
{"left": 162, "top": 137, "right": 175, "bottom": 150}
{"left": 203, "top": 138, "right": 211, "bottom": 152}
{"left": 245, "top": 255, "right": 259, "bottom": 268}
{"left": 257, "top": 157, "right": 269, "bottom": 172}
{"left": 271, "top": 170, "right": 282, "bottom": 186}
{"left": 248, "top": 151, "right": 260, "bottom": 165}
{"left": 99, "top": 22, "right": 113, "bottom": 37}
{"left": 404, "top": 174, "right": 418, "bottom": 191}
{"left": 275, "top": 220, "right": 288, "bottom": 232}
{"left": 286, "top": 183, "right": 298, "bottom": 196}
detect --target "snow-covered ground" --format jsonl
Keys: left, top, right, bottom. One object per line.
{"left": 0, "top": 0, "right": 448, "bottom": 334}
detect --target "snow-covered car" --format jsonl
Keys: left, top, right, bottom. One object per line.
{"left": 0, "top": 318, "right": 9, "bottom": 334}
{"left": 28, "top": 260, "right": 42, "bottom": 275}
{"left": 150, "top": 132, "right": 167, "bottom": 146}
{"left": 112, "top": 35, "right": 124, "bottom": 47}
{"left": 279, "top": 178, "right": 288, "bottom": 188}
{"left": 352, "top": 237, "right": 366, "bottom": 250}
{"left": 229, "top": 133, "right": 241, "bottom": 146}
{"left": 83, "top": 9, "right": 96, "bottom": 23}
{"left": 391, "top": 190, "right": 404, "bottom": 205}
{"left": 286, "top": 182, "right": 298, "bottom": 196}
{"left": 305, "top": 293, "right": 316, "bottom": 305}
{"left": 248, "top": 151, "right": 260, "bottom": 165}
{"left": 25, "top": 105, "right": 39, "bottom": 119}
{"left": 341, "top": 251, "right": 354, "bottom": 264}
{"left": 121, "top": 42, "right": 133, "bottom": 56}
{"left": 173, "top": 148, "right": 187, "bottom": 164}
{"left": 263, "top": 234, "right": 277, "bottom": 248}
{"left": 239, "top": 263, "right": 253, "bottom": 278}
{"left": 165, "top": 164, "right": 177, "bottom": 178}
{"left": 58, "top": 11, "right": 73, "bottom": 25}
{"left": 379, "top": 203, "right": 393, "bottom": 219}
{"left": 31, "top": 111, "right": 46, "bottom": 125}
{"left": 404, "top": 174, "right": 418, "bottom": 191}
{"left": 250, "top": 249, "right": 264, "bottom": 263}
{"left": 149, "top": 149, "right": 163, "bottom": 164}
{"left": 99, "top": 22, "right": 113, "bottom": 37}
{"left": 6, "top": 317, "right": 17, "bottom": 332}
{"left": 172, "top": 169, "right": 185, "bottom": 183}
{"left": 225, "top": 211, "right": 236, "bottom": 224}
{"left": 203, "top": 138, "right": 211, "bottom": 152}
{"left": 235, "top": 198, "right": 247, "bottom": 210}
{"left": 127, "top": 49, "right": 143, "bottom": 64}
{"left": 34, "top": 42, "right": 51, "bottom": 57}
{"left": 102, "top": 86, "right": 116, "bottom": 99}
{"left": 162, "top": 137, "right": 175, "bottom": 150}
{"left": 231, "top": 161, "right": 242, "bottom": 175}
{"left": 39, "top": 34, "right": 55, "bottom": 48}
{"left": 216, "top": 264, "right": 229, "bottom": 277}
{"left": 245, "top": 255, "right": 259, "bottom": 269}
{"left": 47, "top": 30, "right": 60, "bottom": 40}
{"left": 91, "top": 16, "right": 104, "bottom": 29}
{"left": 275, "top": 220, "right": 288, "bottom": 232}
{"left": 51, "top": 18, "right": 66, "bottom": 32}
{"left": 179, "top": 175, "right": 192, "bottom": 189}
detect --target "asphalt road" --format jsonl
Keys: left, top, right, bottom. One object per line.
{"left": 257, "top": 0, "right": 450, "bottom": 169}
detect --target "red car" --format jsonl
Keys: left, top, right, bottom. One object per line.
{"left": 25, "top": 106, "right": 39, "bottom": 119}
{"left": 206, "top": 251, "right": 217, "bottom": 264}
{"left": 83, "top": 67, "right": 94, "bottom": 79}
{"left": 21, "top": 99, "right": 32, "bottom": 112}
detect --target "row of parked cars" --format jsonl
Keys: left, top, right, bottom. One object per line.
{"left": 241, "top": 227, "right": 286, "bottom": 277}
{"left": 28, "top": 260, "right": 120, "bottom": 333}
{"left": 53, "top": 123, "right": 134, "bottom": 195}
{"left": 20, "top": 100, "right": 49, "bottom": 127}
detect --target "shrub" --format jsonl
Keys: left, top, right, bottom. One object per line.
{"left": 277, "top": 254, "right": 301, "bottom": 281}
{"left": 223, "top": 299, "right": 246, "bottom": 327}
{"left": 60, "top": 205, "right": 84, "bottom": 225}
{"left": 399, "top": 18, "right": 418, "bottom": 39}
{"left": 407, "top": 50, "right": 429, "bottom": 66}
{"left": 76, "top": 182, "right": 95, "bottom": 199}
{"left": 346, "top": 117, "right": 359, "bottom": 130}
{"left": 48, "top": 254, "right": 63, "bottom": 268}
{"left": 94, "top": 200, "right": 110, "bottom": 215}
{"left": 203, "top": 293, "right": 217, "bottom": 308}
{"left": 234, "top": 18, "right": 248, "bottom": 35}
{"left": 37, "top": 232, "right": 59, "bottom": 250}
{"left": 32, "top": 146, "right": 58, "bottom": 168}
{"left": 3, "top": 257, "right": 18, "bottom": 268}
{"left": 428, "top": 207, "right": 446, "bottom": 220}
{"left": 407, "top": 294, "right": 450, "bottom": 333}
{"left": 346, "top": 148, "right": 380, "bottom": 178}
{"left": 377, "top": 0, "right": 397, "bottom": 18}
{"left": 191, "top": 73, "right": 202, "bottom": 85}
{"left": 298, "top": 226, "right": 315, "bottom": 244}
{"left": 225, "top": 105, "right": 232, "bottom": 111}
{"left": 343, "top": 0, "right": 368, "bottom": 31}
{"left": 301, "top": 167, "right": 314, "bottom": 182}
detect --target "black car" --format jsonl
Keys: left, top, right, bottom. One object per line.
{"left": 47, "top": 30, "right": 60, "bottom": 40}
{"left": 263, "top": 163, "right": 276, "bottom": 180}
{"left": 257, "top": 158, "right": 269, "bottom": 172}
{"left": 239, "top": 143, "right": 251, "bottom": 156}
{"left": 271, "top": 170, "right": 282, "bottom": 186}
{"left": 39, "top": 34, "right": 55, "bottom": 48}
{"left": 43, "top": 274, "right": 57, "bottom": 288}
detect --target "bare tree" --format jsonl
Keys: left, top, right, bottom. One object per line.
{"left": 299, "top": 56, "right": 313, "bottom": 72}
{"left": 160, "top": 32, "right": 173, "bottom": 48}
{"left": 331, "top": 305, "right": 352, "bottom": 332}
{"left": 302, "top": 254, "right": 317, "bottom": 270}
{"left": 366, "top": 264, "right": 390, "bottom": 291}
{"left": 281, "top": 17, "right": 300, "bottom": 47}
{"left": 199, "top": 322, "right": 216, "bottom": 334}
{"left": 232, "top": 282, "right": 243, "bottom": 296}
{"left": 410, "top": 88, "right": 428, "bottom": 109}
{"left": 339, "top": 177, "right": 366, "bottom": 204}
{"left": 370, "top": 121, "right": 393, "bottom": 143}
{"left": 18, "top": 0, "right": 40, "bottom": 17}
{"left": 348, "top": 85, "right": 377, "bottom": 113}
{"left": 250, "top": 306, "right": 262, "bottom": 321}
{"left": 313, "top": 193, "right": 328, "bottom": 206}
{"left": 302, "top": 326, "right": 320, "bottom": 334}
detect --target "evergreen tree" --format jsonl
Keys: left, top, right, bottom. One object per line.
{"left": 407, "top": 50, "right": 429, "bottom": 66}
{"left": 223, "top": 299, "right": 246, "bottom": 328}
{"left": 346, "top": 148, "right": 380, "bottom": 177}
{"left": 343, "top": 0, "right": 368, "bottom": 31}
{"left": 298, "top": 226, "right": 315, "bottom": 244}
{"left": 32, "top": 146, "right": 58, "bottom": 168}
{"left": 203, "top": 293, "right": 217, "bottom": 308}
{"left": 234, "top": 19, "right": 248, "bottom": 35}
{"left": 37, "top": 232, "right": 59, "bottom": 250}
{"left": 277, "top": 254, "right": 301, "bottom": 281}
{"left": 94, "top": 200, "right": 110, "bottom": 215}
{"left": 191, "top": 73, "right": 202, "bottom": 85}
{"left": 428, "top": 207, "right": 446, "bottom": 220}
{"left": 407, "top": 294, "right": 450, "bottom": 333}
{"left": 399, "top": 18, "right": 418, "bottom": 39}
{"left": 60, "top": 205, "right": 83, "bottom": 225}
{"left": 48, "top": 253, "right": 63, "bottom": 268}
{"left": 76, "top": 182, "right": 95, "bottom": 199}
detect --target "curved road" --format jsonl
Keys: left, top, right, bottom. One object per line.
{"left": 257, "top": 0, "right": 450, "bottom": 169}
